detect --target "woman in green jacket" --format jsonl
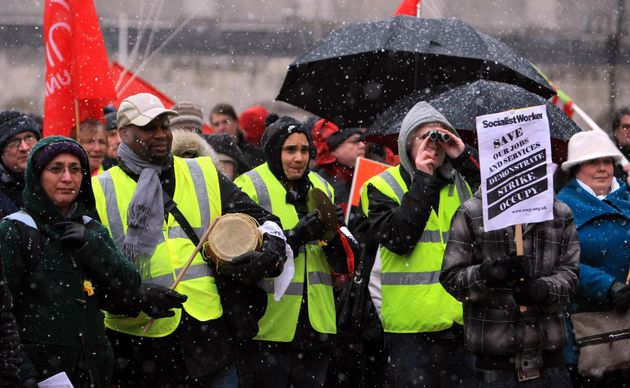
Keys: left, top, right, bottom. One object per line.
{"left": 0, "top": 137, "right": 182, "bottom": 387}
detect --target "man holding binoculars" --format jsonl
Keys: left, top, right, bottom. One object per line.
{"left": 357, "top": 101, "right": 481, "bottom": 387}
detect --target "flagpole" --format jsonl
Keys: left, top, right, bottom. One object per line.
{"left": 74, "top": 99, "right": 81, "bottom": 139}
{"left": 118, "top": 13, "right": 195, "bottom": 97}
{"left": 571, "top": 102, "right": 628, "bottom": 166}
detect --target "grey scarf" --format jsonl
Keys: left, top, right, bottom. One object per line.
{"left": 118, "top": 142, "right": 167, "bottom": 279}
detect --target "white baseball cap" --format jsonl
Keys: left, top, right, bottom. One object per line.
{"left": 117, "top": 93, "right": 178, "bottom": 128}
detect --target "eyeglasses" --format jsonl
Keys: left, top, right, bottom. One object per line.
{"left": 44, "top": 164, "right": 83, "bottom": 176}
{"left": 619, "top": 124, "right": 630, "bottom": 130}
{"left": 211, "top": 119, "right": 232, "bottom": 127}
{"left": 5, "top": 133, "right": 37, "bottom": 150}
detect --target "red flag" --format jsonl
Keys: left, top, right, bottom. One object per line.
{"left": 43, "top": 0, "right": 116, "bottom": 137}
{"left": 394, "top": 0, "right": 421, "bottom": 16}
{"left": 110, "top": 62, "right": 175, "bottom": 109}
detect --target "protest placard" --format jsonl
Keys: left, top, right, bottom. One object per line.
{"left": 344, "top": 157, "right": 390, "bottom": 224}
{"left": 476, "top": 105, "right": 554, "bottom": 232}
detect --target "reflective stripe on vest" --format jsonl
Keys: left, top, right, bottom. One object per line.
{"left": 366, "top": 165, "right": 469, "bottom": 333}
{"left": 234, "top": 164, "right": 337, "bottom": 342}
{"left": 144, "top": 263, "right": 213, "bottom": 288}
{"left": 260, "top": 279, "right": 304, "bottom": 296}
{"left": 96, "top": 171, "right": 128, "bottom": 248}
{"left": 94, "top": 156, "right": 223, "bottom": 338}
{"left": 244, "top": 170, "right": 272, "bottom": 212}
{"left": 381, "top": 271, "right": 441, "bottom": 286}
{"left": 379, "top": 170, "right": 405, "bottom": 203}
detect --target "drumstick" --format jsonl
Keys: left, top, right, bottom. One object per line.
{"left": 143, "top": 218, "right": 219, "bottom": 333}
{"left": 626, "top": 268, "right": 630, "bottom": 286}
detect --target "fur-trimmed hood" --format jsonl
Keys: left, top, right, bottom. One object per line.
{"left": 171, "top": 129, "right": 219, "bottom": 166}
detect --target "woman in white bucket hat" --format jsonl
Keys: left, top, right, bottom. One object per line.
{"left": 557, "top": 129, "right": 630, "bottom": 386}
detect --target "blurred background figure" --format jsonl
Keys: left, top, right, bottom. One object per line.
{"left": 171, "top": 101, "right": 204, "bottom": 134}
{"left": 239, "top": 105, "right": 268, "bottom": 147}
{"left": 72, "top": 119, "right": 108, "bottom": 176}
{"left": 210, "top": 103, "right": 265, "bottom": 167}
{"left": 209, "top": 103, "right": 240, "bottom": 139}
{"left": 557, "top": 130, "right": 630, "bottom": 386}
{"left": 0, "top": 109, "right": 41, "bottom": 218}
{"left": 311, "top": 119, "right": 365, "bottom": 214}
{"left": 610, "top": 107, "right": 630, "bottom": 183}
{"left": 103, "top": 110, "right": 120, "bottom": 170}
{"left": 365, "top": 142, "right": 400, "bottom": 166}
{"left": 203, "top": 133, "right": 251, "bottom": 181}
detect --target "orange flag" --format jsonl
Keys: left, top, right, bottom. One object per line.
{"left": 43, "top": 0, "right": 116, "bottom": 137}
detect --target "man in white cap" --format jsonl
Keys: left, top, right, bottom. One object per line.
{"left": 91, "top": 93, "right": 288, "bottom": 386}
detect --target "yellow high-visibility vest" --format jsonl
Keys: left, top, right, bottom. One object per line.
{"left": 92, "top": 156, "right": 222, "bottom": 337}
{"left": 361, "top": 165, "right": 471, "bottom": 333}
{"left": 235, "top": 163, "right": 336, "bottom": 342}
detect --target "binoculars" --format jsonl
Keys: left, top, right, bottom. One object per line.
{"left": 427, "top": 130, "right": 451, "bottom": 143}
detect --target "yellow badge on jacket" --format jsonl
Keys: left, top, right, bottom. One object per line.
{"left": 83, "top": 280, "right": 95, "bottom": 296}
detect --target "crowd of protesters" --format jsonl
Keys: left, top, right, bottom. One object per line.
{"left": 0, "top": 95, "right": 630, "bottom": 388}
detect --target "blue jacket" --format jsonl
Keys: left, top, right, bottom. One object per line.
{"left": 557, "top": 177, "right": 630, "bottom": 363}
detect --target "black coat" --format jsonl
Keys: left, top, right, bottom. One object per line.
{"left": 0, "top": 258, "right": 20, "bottom": 386}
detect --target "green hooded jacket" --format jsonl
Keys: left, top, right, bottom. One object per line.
{"left": 0, "top": 136, "right": 140, "bottom": 387}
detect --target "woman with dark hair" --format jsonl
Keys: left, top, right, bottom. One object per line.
{"left": 0, "top": 136, "right": 182, "bottom": 387}
{"left": 234, "top": 114, "right": 356, "bottom": 388}
{"left": 557, "top": 130, "right": 630, "bottom": 386}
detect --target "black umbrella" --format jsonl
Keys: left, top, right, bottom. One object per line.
{"left": 363, "top": 80, "right": 581, "bottom": 164}
{"left": 276, "top": 16, "right": 555, "bottom": 127}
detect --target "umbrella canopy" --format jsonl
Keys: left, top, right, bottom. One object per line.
{"left": 276, "top": 16, "right": 555, "bottom": 127}
{"left": 364, "top": 80, "right": 581, "bottom": 164}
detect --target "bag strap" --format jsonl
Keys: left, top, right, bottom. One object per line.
{"left": 5, "top": 211, "right": 42, "bottom": 275}
{"left": 162, "top": 190, "right": 217, "bottom": 276}
{"left": 13, "top": 218, "right": 42, "bottom": 275}
{"left": 163, "top": 191, "right": 201, "bottom": 246}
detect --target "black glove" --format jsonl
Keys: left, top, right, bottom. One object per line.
{"left": 285, "top": 212, "right": 326, "bottom": 249}
{"left": 513, "top": 279, "right": 550, "bottom": 305}
{"left": 479, "top": 255, "right": 532, "bottom": 287}
{"left": 609, "top": 282, "right": 630, "bottom": 312}
{"left": 218, "top": 234, "right": 286, "bottom": 283}
{"left": 135, "top": 283, "right": 188, "bottom": 319}
{"left": 56, "top": 221, "right": 88, "bottom": 249}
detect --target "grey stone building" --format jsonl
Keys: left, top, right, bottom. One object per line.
{"left": 0, "top": 0, "right": 628, "bottom": 130}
